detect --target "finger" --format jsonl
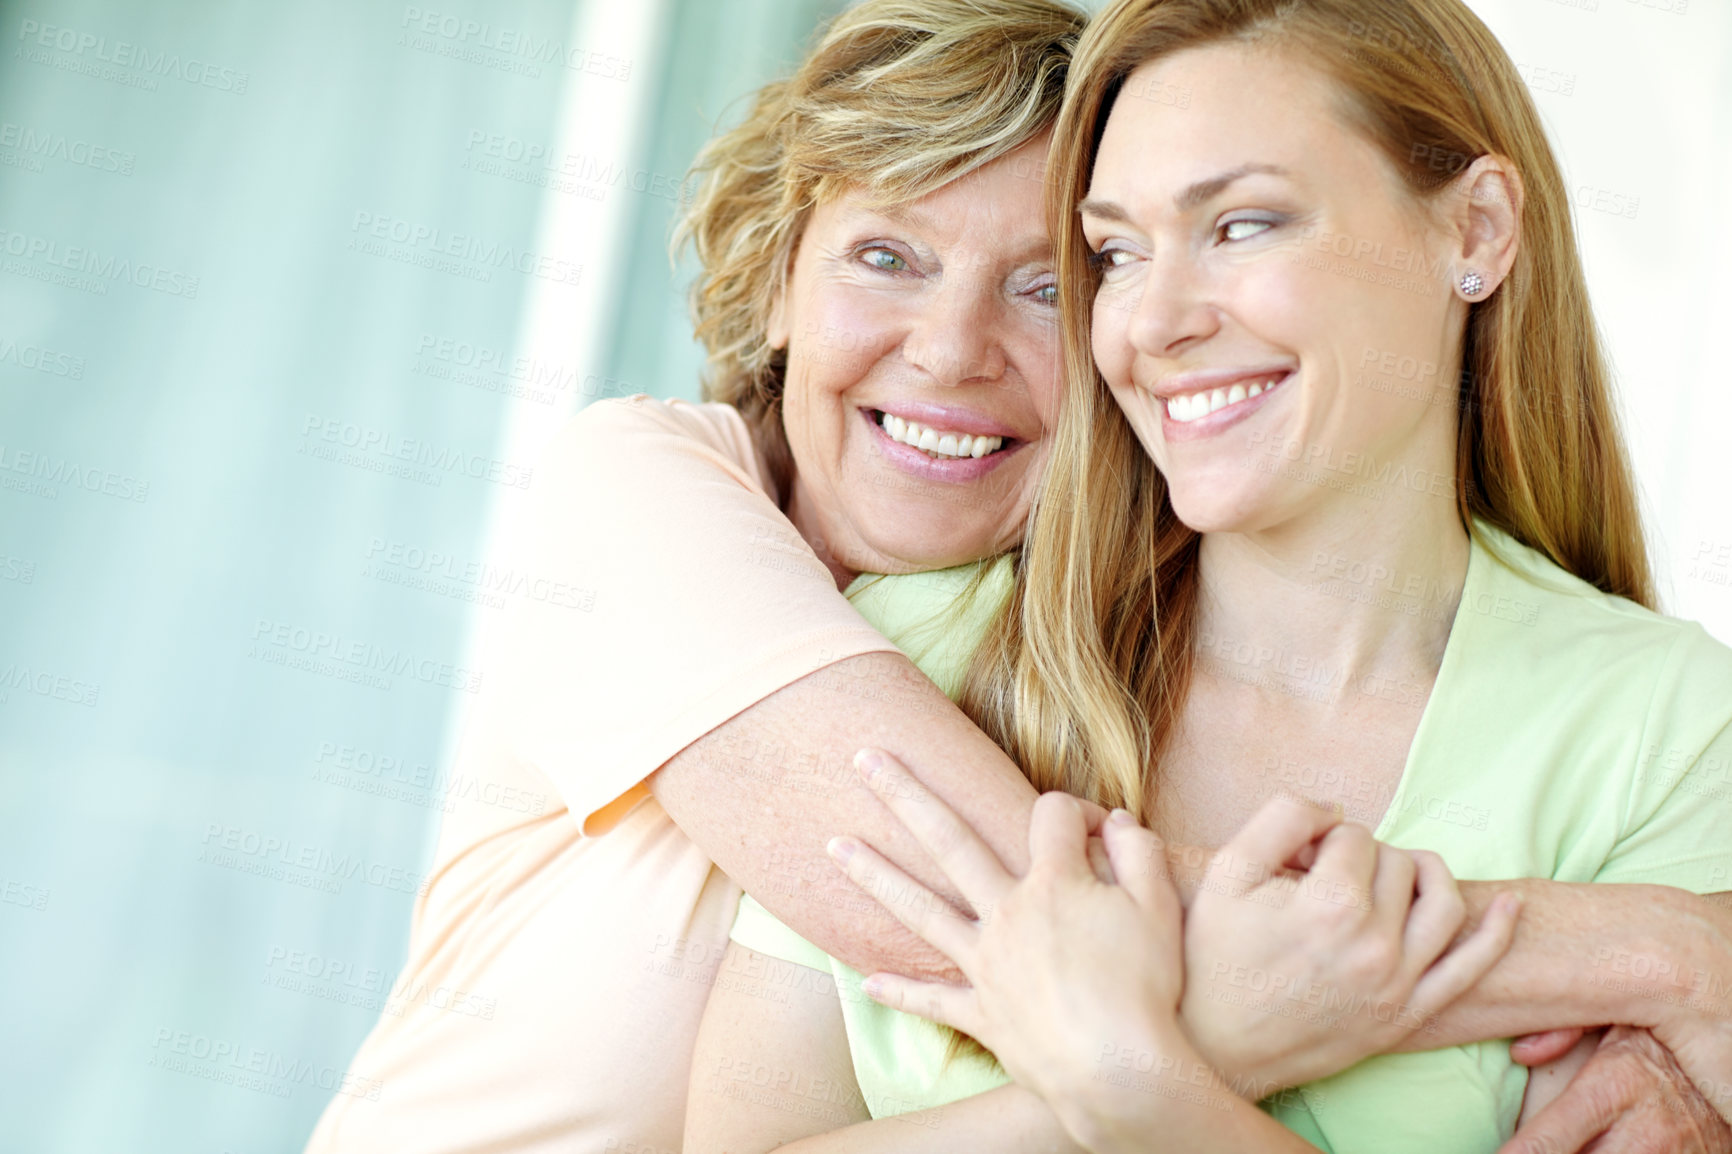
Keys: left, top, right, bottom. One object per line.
{"left": 828, "top": 835, "right": 979, "bottom": 962}
{"left": 1511, "top": 1029, "right": 1589, "bottom": 1067}
{"left": 854, "top": 748, "right": 1013, "bottom": 908}
{"left": 1401, "top": 850, "right": 1469, "bottom": 969}
{"left": 1212, "top": 795, "right": 1346, "bottom": 900}
{"left": 1587, "top": 1104, "right": 1688, "bottom": 1154}
{"left": 858, "top": 972, "right": 982, "bottom": 1040}
{"left": 1407, "top": 892, "right": 1521, "bottom": 1030}
{"left": 1028, "top": 792, "right": 1092, "bottom": 882}
{"left": 1076, "top": 798, "right": 1112, "bottom": 835}
{"left": 1495, "top": 1035, "right": 1626, "bottom": 1154}
{"left": 1371, "top": 843, "right": 1420, "bottom": 938}
{"left": 1086, "top": 836, "right": 1117, "bottom": 884}
{"left": 1306, "top": 822, "right": 1378, "bottom": 914}
{"left": 1103, "top": 811, "right": 1181, "bottom": 920}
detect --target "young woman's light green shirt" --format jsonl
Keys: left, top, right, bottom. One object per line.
{"left": 729, "top": 524, "right": 1732, "bottom": 1150}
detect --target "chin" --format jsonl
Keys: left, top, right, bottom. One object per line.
{"left": 862, "top": 530, "right": 997, "bottom": 573}
{"left": 1164, "top": 482, "right": 1271, "bottom": 536}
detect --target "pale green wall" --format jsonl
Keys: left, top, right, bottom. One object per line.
{"left": 0, "top": 1, "right": 838, "bottom": 1148}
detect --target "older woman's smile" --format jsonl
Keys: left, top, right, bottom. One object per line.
{"left": 773, "top": 131, "right": 1060, "bottom": 576}
{"left": 863, "top": 401, "right": 1025, "bottom": 481}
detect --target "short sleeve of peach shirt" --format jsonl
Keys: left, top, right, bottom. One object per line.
{"left": 504, "top": 395, "right": 905, "bottom": 834}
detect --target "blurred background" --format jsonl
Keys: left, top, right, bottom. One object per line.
{"left": 0, "top": 0, "right": 1725, "bottom": 1149}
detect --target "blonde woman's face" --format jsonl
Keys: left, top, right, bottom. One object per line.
{"left": 772, "top": 134, "right": 1061, "bottom": 575}
{"left": 1082, "top": 44, "right": 1465, "bottom": 535}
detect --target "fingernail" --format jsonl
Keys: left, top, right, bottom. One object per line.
{"left": 1108, "top": 808, "right": 1135, "bottom": 826}
{"left": 826, "top": 836, "right": 855, "bottom": 864}
{"left": 854, "top": 749, "right": 884, "bottom": 781}
{"left": 861, "top": 976, "right": 884, "bottom": 1000}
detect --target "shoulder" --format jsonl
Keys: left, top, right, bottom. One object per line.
{"left": 1471, "top": 522, "right": 1732, "bottom": 733}
{"left": 1475, "top": 523, "right": 1725, "bottom": 661}
{"left": 544, "top": 395, "right": 771, "bottom": 494}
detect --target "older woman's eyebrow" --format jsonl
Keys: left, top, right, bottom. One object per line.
{"left": 834, "top": 202, "right": 940, "bottom": 234}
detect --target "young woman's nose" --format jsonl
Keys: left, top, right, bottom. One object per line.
{"left": 901, "top": 279, "right": 1007, "bottom": 386}
{"left": 1125, "top": 251, "right": 1219, "bottom": 359}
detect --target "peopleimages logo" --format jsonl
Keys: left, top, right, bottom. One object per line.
{"left": 249, "top": 617, "right": 485, "bottom": 694}
{"left": 300, "top": 414, "right": 534, "bottom": 489}
{"left": 0, "top": 443, "right": 149, "bottom": 502}
{"left": 16, "top": 19, "right": 250, "bottom": 93}
{"left": 0, "top": 227, "right": 198, "bottom": 298}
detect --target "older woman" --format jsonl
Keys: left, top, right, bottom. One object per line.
{"left": 306, "top": 1, "right": 1728, "bottom": 1151}
{"left": 303, "top": 5, "right": 1078, "bottom": 1152}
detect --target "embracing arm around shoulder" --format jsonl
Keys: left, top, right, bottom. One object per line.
{"left": 656, "top": 669, "right": 1732, "bottom": 1071}
{"left": 650, "top": 652, "right": 1048, "bottom": 984}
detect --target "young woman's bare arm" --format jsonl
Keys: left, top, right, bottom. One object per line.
{"left": 683, "top": 940, "right": 1086, "bottom": 1154}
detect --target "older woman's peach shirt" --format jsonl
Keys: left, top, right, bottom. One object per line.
{"left": 302, "top": 397, "right": 901, "bottom": 1154}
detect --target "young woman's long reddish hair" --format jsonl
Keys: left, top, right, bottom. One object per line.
{"left": 959, "top": 0, "right": 1653, "bottom": 820}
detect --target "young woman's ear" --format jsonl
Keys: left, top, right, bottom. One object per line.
{"left": 1446, "top": 155, "right": 1523, "bottom": 300}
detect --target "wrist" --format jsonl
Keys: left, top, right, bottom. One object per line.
{"left": 1591, "top": 886, "right": 1719, "bottom": 1031}
{"left": 1063, "top": 1026, "right": 1247, "bottom": 1153}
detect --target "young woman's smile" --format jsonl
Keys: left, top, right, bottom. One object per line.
{"left": 1084, "top": 44, "right": 1470, "bottom": 536}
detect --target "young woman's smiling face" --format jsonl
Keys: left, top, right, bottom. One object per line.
{"left": 773, "top": 134, "right": 1060, "bottom": 577}
{"left": 1084, "top": 43, "right": 1473, "bottom": 536}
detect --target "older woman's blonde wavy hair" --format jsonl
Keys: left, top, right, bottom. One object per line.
{"left": 676, "top": 0, "right": 1085, "bottom": 499}
{"left": 961, "top": 0, "right": 1655, "bottom": 823}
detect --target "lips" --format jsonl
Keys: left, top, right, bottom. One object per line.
{"left": 875, "top": 411, "right": 1005, "bottom": 459}
{"left": 1164, "top": 372, "right": 1287, "bottom": 423}
{"left": 1155, "top": 368, "right": 1295, "bottom": 441}
{"left": 861, "top": 406, "right": 1024, "bottom": 482}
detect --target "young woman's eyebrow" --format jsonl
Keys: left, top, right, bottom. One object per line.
{"left": 1174, "top": 162, "right": 1290, "bottom": 211}
{"left": 1080, "top": 163, "right": 1293, "bottom": 225}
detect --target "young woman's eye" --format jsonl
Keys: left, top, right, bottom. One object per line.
{"left": 1087, "top": 247, "right": 1138, "bottom": 273}
{"left": 861, "top": 246, "right": 908, "bottom": 272}
{"left": 1219, "top": 218, "right": 1275, "bottom": 242}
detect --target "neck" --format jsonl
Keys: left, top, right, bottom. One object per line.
{"left": 785, "top": 479, "right": 858, "bottom": 591}
{"left": 1194, "top": 492, "right": 1471, "bottom": 702}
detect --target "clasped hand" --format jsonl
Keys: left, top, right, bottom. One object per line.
{"left": 825, "top": 748, "right": 1519, "bottom": 1137}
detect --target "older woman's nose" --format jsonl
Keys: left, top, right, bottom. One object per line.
{"left": 902, "top": 283, "right": 1008, "bottom": 386}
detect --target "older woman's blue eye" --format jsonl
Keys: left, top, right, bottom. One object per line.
{"left": 1034, "top": 283, "right": 1058, "bottom": 304}
{"left": 863, "top": 248, "right": 907, "bottom": 271}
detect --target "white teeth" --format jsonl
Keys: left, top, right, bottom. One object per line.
{"left": 1164, "top": 375, "right": 1285, "bottom": 424}
{"left": 877, "top": 412, "right": 1005, "bottom": 459}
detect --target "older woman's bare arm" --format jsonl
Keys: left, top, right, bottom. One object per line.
{"left": 655, "top": 677, "right": 1732, "bottom": 1084}
{"left": 650, "top": 650, "right": 1044, "bottom": 983}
